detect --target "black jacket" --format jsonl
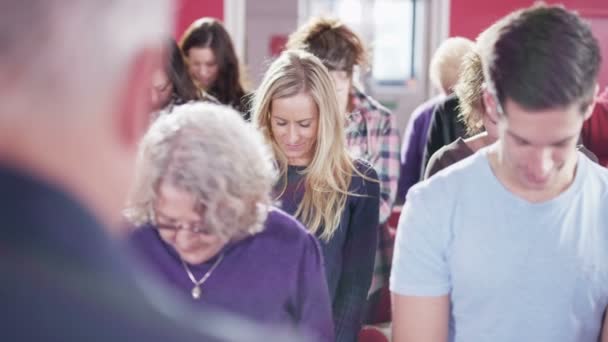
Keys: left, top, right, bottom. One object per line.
{"left": 420, "top": 94, "right": 468, "bottom": 179}
{"left": 0, "top": 164, "right": 303, "bottom": 342}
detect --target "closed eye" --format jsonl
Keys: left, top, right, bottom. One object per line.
{"left": 507, "top": 131, "right": 530, "bottom": 146}
{"left": 553, "top": 139, "right": 573, "bottom": 148}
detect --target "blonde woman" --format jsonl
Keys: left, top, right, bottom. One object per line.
{"left": 286, "top": 18, "right": 400, "bottom": 304}
{"left": 125, "top": 103, "right": 334, "bottom": 341}
{"left": 252, "top": 50, "right": 380, "bottom": 342}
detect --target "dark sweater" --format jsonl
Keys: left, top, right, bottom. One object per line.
{"left": 421, "top": 94, "right": 468, "bottom": 178}
{"left": 275, "top": 160, "right": 380, "bottom": 342}
{"left": 425, "top": 137, "right": 474, "bottom": 179}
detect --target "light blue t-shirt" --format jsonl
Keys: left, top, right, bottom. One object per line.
{"left": 390, "top": 149, "right": 608, "bottom": 342}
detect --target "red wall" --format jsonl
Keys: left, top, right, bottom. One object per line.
{"left": 449, "top": 0, "right": 608, "bottom": 88}
{"left": 588, "top": 16, "right": 608, "bottom": 89}
{"left": 174, "top": 0, "right": 224, "bottom": 40}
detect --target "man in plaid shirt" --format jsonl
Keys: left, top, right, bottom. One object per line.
{"left": 346, "top": 87, "right": 400, "bottom": 292}
{"left": 287, "top": 16, "right": 401, "bottom": 328}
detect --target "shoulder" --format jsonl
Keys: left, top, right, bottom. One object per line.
{"left": 352, "top": 159, "right": 379, "bottom": 180}
{"left": 129, "top": 224, "right": 154, "bottom": 239}
{"left": 580, "top": 153, "right": 608, "bottom": 198}
{"left": 577, "top": 145, "right": 598, "bottom": 163}
{"left": 426, "top": 139, "right": 473, "bottom": 177}
{"left": 259, "top": 207, "right": 318, "bottom": 245}
{"left": 433, "top": 94, "right": 459, "bottom": 116}
{"left": 353, "top": 87, "right": 393, "bottom": 120}
{"left": 253, "top": 207, "right": 323, "bottom": 262}
{"left": 349, "top": 159, "right": 380, "bottom": 196}
{"left": 577, "top": 155, "right": 608, "bottom": 263}
{"left": 411, "top": 96, "right": 442, "bottom": 123}
{"left": 128, "top": 225, "right": 163, "bottom": 251}
{"left": 410, "top": 150, "right": 486, "bottom": 204}
{"left": 428, "top": 139, "right": 464, "bottom": 163}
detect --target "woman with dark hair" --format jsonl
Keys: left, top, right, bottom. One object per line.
{"left": 180, "top": 18, "right": 247, "bottom": 115}
{"left": 150, "top": 39, "right": 216, "bottom": 114}
{"left": 165, "top": 38, "right": 200, "bottom": 105}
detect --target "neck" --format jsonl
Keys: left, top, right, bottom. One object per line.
{"left": 287, "top": 157, "right": 311, "bottom": 167}
{"left": 487, "top": 143, "right": 578, "bottom": 203}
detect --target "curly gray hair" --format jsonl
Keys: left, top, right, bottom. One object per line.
{"left": 124, "top": 102, "right": 277, "bottom": 241}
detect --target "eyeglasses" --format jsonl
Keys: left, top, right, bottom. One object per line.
{"left": 153, "top": 222, "right": 214, "bottom": 235}
{"left": 149, "top": 208, "right": 213, "bottom": 235}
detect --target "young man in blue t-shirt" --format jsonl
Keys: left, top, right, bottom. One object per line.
{"left": 390, "top": 4, "right": 608, "bottom": 342}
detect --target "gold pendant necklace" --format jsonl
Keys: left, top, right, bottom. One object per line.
{"left": 181, "top": 253, "right": 224, "bottom": 300}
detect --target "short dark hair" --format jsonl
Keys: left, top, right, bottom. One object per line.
{"left": 483, "top": 5, "right": 601, "bottom": 113}
{"left": 286, "top": 17, "right": 367, "bottom": 75}
{"left": 180, "top": 18, "right": 246, "bottom": 111}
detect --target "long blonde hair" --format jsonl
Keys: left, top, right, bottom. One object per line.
{"left": 252, "top": 50, "right": 355, "bottom": 241}
{"left": 454, "top": 50, "right": 485, "bottom": 135}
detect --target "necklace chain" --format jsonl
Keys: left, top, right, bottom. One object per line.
{"left": 181, "top": 253, "right": 224, "bottom": 299}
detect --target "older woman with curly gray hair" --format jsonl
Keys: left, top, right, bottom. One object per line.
{"left": 125, "top": 103, "right": 334, "bottom": 341}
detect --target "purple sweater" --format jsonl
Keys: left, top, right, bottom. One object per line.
{"left": 396, "top": 95, "right": 442, "bottom": 204}
{"left": 129, "top": 208, "right": 334, "bottom": 342}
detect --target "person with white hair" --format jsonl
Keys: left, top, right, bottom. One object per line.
{"left": 418, "top": 37, "right": 475, "bottom": 180}
{"left": 126, "top": 103, "right": 334, "bottom": 342}
{"left": 396, "top": 37, "right": 475, "bottom": 204}
{"left": 0, "top": 1, "right": 302, "bottom": 341}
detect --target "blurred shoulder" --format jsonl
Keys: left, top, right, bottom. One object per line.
{"left": 262, "top": 207, "right": 315, "bottom": 243}
{"left": 409, "top": 149, "right": 486, "bottom": 205}
{"left": 581, "top": 152, "right": 608, "bottom": 197}
{"left": 350, "top": 159, "right": 379, "bottom": 198}
{"left": 353, "top": 87, "right": 393, "bottom": 118}
{"left": 352, "top": 158, "right": 379, "bottom": 180}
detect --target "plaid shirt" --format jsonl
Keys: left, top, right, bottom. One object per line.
{"left": 345, "top": 87, "right": 400, "bottom": 293}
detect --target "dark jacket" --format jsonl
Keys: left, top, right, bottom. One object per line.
{"left": 420, "top": 94, "right": 467, "bottom": 179}
{"left": 276, "top": 160, "right": 380, "bottom": 342}
{"left": 0, "top": 164, "right": 303, "bottom": 342}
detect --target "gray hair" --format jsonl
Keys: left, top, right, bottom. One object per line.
{"left": 429, "top": 37, "right": 475, "bottom": 94}
{"left": 125, "top": 103, "right": 277, "bottom": 241}
{"left": 0, "top": 0, "right": 171, "bottom": 118}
